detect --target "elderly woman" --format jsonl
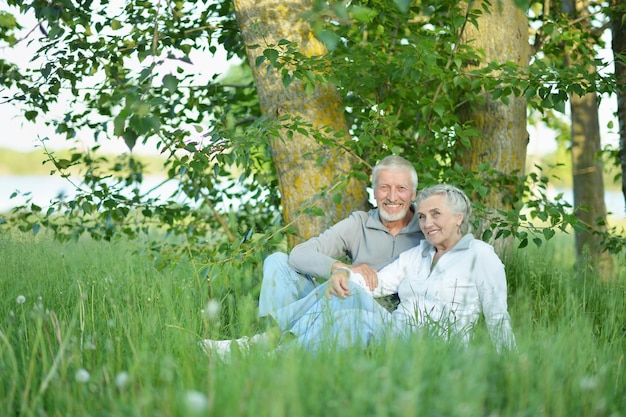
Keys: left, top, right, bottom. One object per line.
{"left": 201, "top": 184, "right": 516, "bottom": 356}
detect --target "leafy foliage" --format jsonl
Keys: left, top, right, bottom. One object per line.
{"left": 0, "top": 0, "right": 624, "bottom": 272}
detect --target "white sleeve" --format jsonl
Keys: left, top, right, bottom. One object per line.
{"left": 474, "top": 245, "right": 517, "bottom": 352}
{"left": 371, "top": 245, "right": 423, "bottom": 297}
{"left": 349, "top": 272, "right": 370, "bottom": 292}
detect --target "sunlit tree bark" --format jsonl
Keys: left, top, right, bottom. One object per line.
{"left": 232, "top": 0, "right": 370, "bottom": 245}
{"left": 456, "top": 0, "right": 532, "bottom": 255}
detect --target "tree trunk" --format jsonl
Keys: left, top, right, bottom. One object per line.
{"left": 456, "top": 0, "right": 531, "bottom": 256}
{"left": 611, "top": 0, "right": 626, "bottom": 211}
{"left": 232, "top": 0, "right": 370, "bottom": 245}
{"left": 565, "top": 0, "right": 615, "bottom": 280}
{"left": 569, "top": 91, "right": 615, "bottom": 279}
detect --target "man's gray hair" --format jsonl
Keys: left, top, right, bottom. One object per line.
{"left": 372, "top": 155, "right": 418, "bottom": 191}
{"left": 417, "top": 184, "right": 472, "bottom": 234}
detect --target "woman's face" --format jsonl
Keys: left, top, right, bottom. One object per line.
{"left": 417, "top": 194, "right": 463, "bottom": 250}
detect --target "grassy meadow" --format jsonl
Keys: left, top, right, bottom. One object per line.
{"left": 0, "top": 227, "right": 625, "bottom": 416}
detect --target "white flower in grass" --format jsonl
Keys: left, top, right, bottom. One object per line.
{"left": 185, "top": 390, "right": 209, "bottom": 413}
{"left": 115, "top": 371, "right": 130, "bottom": 389}
{"left": 75, "top": 369, "right": 90, "bottom": 383}
{"left": 579, "top": 375, "right": 598, "bottom": 390}
{"left": 16, "top": 295, "right": 26, "bottom": 304}
{"left": 202, "top": 299, "right": 221, "bottom": 319}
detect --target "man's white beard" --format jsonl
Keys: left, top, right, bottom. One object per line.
{"left": 379, "top": 203, "right": 408, "bottom": 222}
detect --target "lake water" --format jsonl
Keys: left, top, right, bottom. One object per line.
{"left": 1, "top": 174, "right": 625, "bottom": 219}
{"left": 0, "top": 175, "right": 180, "bottom": 212}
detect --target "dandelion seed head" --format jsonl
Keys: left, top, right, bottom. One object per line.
{"left": 184, "top": 390, "right": 209, "bottom": 413}
{"left": 202, "top": 299, "right": 221, "bottom": 319}
{"left": 16, "top": 295, "right": 26, "bottom": 304}
{"left": 115, "top": 371, "right": 129, "bottom": 389}
{"left": 75, "top": 369, "right": 90, "bottom": 383}
{"left": 579, "top": 376, "right": 598, "bottom": 391}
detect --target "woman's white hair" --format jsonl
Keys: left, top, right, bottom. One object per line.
{"left": 417, "top": 184, "right": 472, "bottom": 234}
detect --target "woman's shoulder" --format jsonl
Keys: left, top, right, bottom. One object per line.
{"left": 466, "top": 235, "right": 498, "bottom": 254}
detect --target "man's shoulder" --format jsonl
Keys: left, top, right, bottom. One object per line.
{"left": 333, "top": 209, "right": 385, "bottom": 232}
{"left": 342, "top": 209, "right": 377, "bottom": 223}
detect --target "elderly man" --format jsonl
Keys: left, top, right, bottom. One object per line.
{"left": 260, "top": 154, "right": 424, "bottom": 318}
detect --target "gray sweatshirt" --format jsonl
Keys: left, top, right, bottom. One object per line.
{"left": 288, "top": 207, "right": 424, "bottom": 279}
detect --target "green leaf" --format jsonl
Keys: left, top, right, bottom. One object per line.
{"left": 123, "top": 129, "right": 138, "bottom": 150}
{"left": 136, "top": 103, "right": 151, "bottom": 117}
{"left": 553, "top": 95, "right": 567, "bottom": 114}
{"left": 316, "top": 30, "right": 340, "bottom": 51}
{"left": 514, "top": 0, "right": 530, "bottom": 11}
{"left": 113, "top": 114, "right": 125, "bottom": 136}
{"left": 311, "top": 207, "right": 325, "bottom": 216}
{"left": 394, "top": 0, "right": 412, "bottom": 13}
{"left": 263, "top": 48, "right": 279, "bottom": 66}
{"left": 82, "top": 202, "right": 93, "bottom": 214}
{"left": 432, "top": 102, "right": 445, "bottom": 117}
{"left": 350, "top": 6, "right": 378, "bottom": 22}
{"left": 56, "top": 159, "right": 71, "bottom": 169}
{"left": 281, "top": 70, "right": 293, "bottom": 88}
{"left": 453, "top": 15, "right": 466, "bottom": 29}
{"left": 542, "top": 228, "right": 556, "bottom": 240}
{"left": 162, "top": 74, "right": 179, "bottom": 93}
{"left": 25, "top": 110, "right": 39, "bottom": 121}
{"left": 255, "top": 55, "right": 266, "bottom": 67}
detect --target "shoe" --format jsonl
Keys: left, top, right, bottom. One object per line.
{"left": 198, "top": 337, "right": 251, "bottom": 361}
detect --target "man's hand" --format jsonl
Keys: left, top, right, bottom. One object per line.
{"left": 326, "top": 269, "right": 351, "bottom": 299}
{"left": 348, "top": 263, "right": 378, "bottom": 291}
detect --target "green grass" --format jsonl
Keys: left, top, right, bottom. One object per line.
{"left": 0, "top": 146, "right": 167, "bottom": 176}
{"left": 0, "top": 228, "right": 624, "bottom": 416}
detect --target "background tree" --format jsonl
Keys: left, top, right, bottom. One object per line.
{"left": 611, "top": 0, "right": 626, "bottom": 206}
{"left": 525, "top": 0, "right": 623, "bottom": 275}
{"left": 528, "top": 0, "right": 615, "bottom": 277}
{"left": 231, "top": 0, "right": 369, "bottom": 245}
{"left": 563, "top": 0, "right": 613, "bottom": 277}
{"left": 456, "top": 0, "right": 532, "bottom": 254}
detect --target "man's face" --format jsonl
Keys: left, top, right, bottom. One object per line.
{"left": 373, "top": 169, "right": 416, "bottom": 223}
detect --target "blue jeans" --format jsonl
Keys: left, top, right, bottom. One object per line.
{"left": 273, "top": 281, "right": 397, "bottom": 351}
{"left": 258, "top": 252, "right": 317, "bottom": 319}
